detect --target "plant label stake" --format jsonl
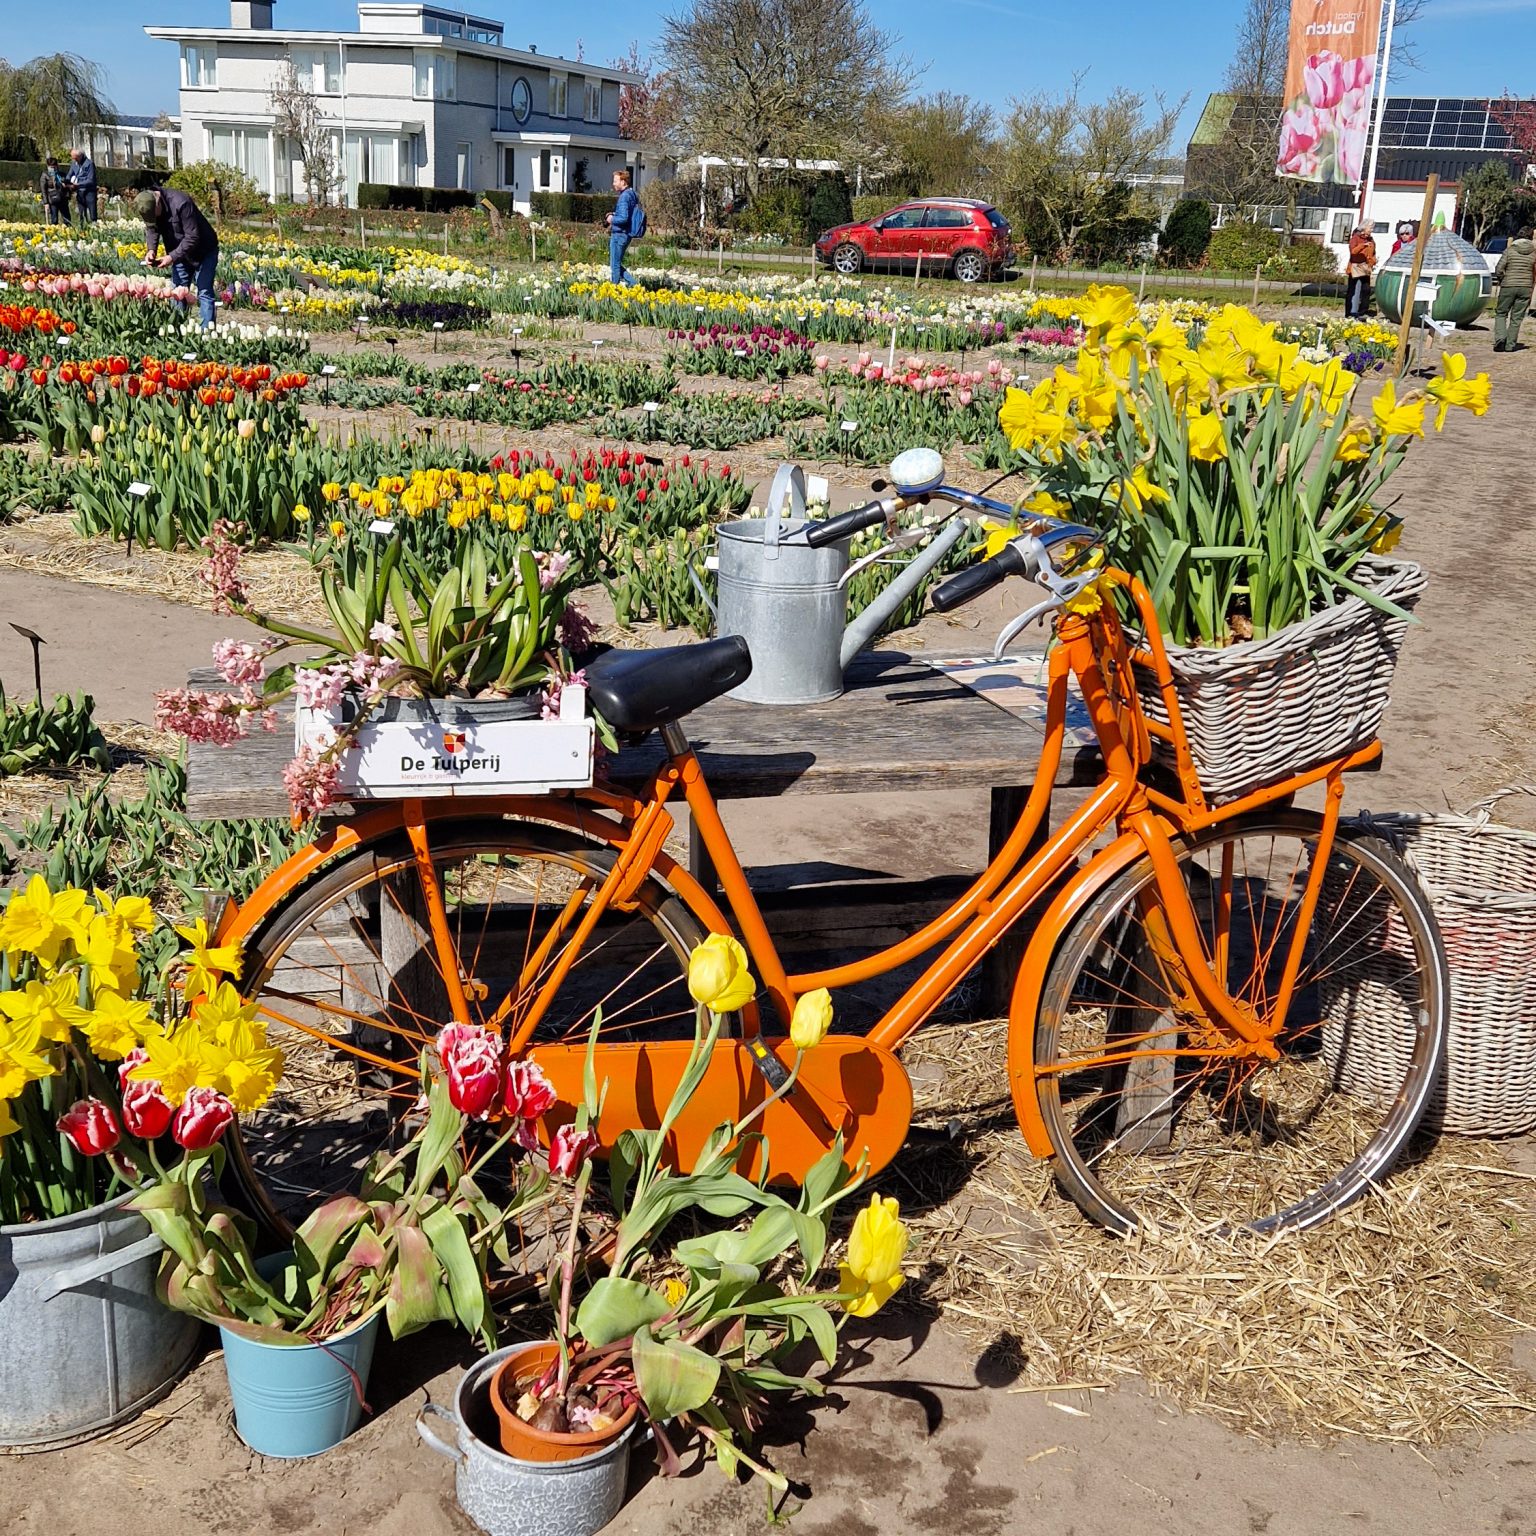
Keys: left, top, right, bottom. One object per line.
{"left": 433, "top": 320, "right": 445, "bottom": 353}
{"left": 840, "top": 419, "right": 858, "bottom": 467}
{"left": 467, "top": 381, "right": 481, "bottom": 422}
{"left": 182, "top": 351, "right": 197, "bottom": 364}
{"left": 320, "top": 362, "right": 337, "bottom": 404}
{"left": 126, "top": 481, "right": 152, "bottom": 559}
{"left": 511, "top": 325, "right": 523, "bottom": 369}
{"left": 368, "top": 519, "right": 397, "bottom": 537}
{"left": 8, "top": 624, "right": 45, "bottom": 706}
{"left": 642, "top": 400, "right": 659, "bottom": 441}
{"left": 888, "top": 325, "right": 897, "bottom": 373}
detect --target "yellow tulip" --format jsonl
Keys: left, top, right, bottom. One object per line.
{"left": 839, "top": 1193, "right": 908, "bottom": 1318}
{"left": 662, "top": 1276, "right": 689, "bottom": 1308}
{"left": 321, "top": 481, "right": 344, "bottom": 502}
{"left": 687, "top": 933, "right": 756, "bottom": 1013}
{"left": 789, "top": 988, "right": 833, "bottom": 1051}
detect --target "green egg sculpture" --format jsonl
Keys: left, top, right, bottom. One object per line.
{"left": 1374, "top": 230, "right": 1493, "bottom": 327}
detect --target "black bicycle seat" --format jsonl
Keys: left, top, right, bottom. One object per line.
{"left": 583, "top": 636, "right": 752, "bottom": 734}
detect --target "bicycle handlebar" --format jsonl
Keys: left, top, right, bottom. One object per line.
{"left": 804, "top": 498, "right": 891, "bottom": 547}
{"left": 930, "top": 541, "right": 1028, "bottom": 611}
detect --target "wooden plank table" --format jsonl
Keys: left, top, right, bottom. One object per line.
{"left": 186, "top": 649, "right": 1102, "bottom": 1016}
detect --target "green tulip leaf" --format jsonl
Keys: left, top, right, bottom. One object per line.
{"left": 575, "top": 1275, "right": 670, "bottom": 1347}
{"left": 632, "top": 1324, "right": 721, "bottom": 1419}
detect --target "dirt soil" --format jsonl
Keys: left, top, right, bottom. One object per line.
{"left": 4, "top": 316, "right": 1536, "bottom": 1534}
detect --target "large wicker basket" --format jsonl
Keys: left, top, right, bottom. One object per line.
{"left": 1134, "top": 558, "right": 1427, "bottom": 803}
{"left": 1322, "top": 793, "right": 1536, "bottom": 1136}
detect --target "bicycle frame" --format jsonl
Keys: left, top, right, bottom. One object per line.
{"left": 220, "top": 570, "right": 1378, "bottom": 1164}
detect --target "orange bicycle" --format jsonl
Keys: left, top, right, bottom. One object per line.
{"left": 217, "top": 491, "right": 1448, "bottom": 1239}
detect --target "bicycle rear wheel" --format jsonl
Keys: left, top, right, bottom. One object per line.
{"left": 228, "top": 819, "right": 718, "bottom": 1230}
{"left": 1024, "top": 812, "right": 1447, "bottom": 1236}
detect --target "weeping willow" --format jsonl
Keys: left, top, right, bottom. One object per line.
{"left": 0, "top": 53, "right": 115, "bottom": 157}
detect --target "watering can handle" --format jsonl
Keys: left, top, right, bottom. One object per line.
{"left": 40, "top": 1231, "right": 165, "bottom": 1300}
{"left": 416, "top": 1401, "right": 465, "bottom": 1464}
{"left": 762, "top": 463, "right": 807, "bottom": 561}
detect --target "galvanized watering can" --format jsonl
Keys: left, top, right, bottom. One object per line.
{"left": 703, "top": 448, "right": 966, "bottom": 706}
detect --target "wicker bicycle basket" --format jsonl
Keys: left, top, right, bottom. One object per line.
{"left": 1133, "top": 558, "right": 1427, "bottom": 803}
{"left": 1325, "top": 791, "right": 1536, "bottom": 1137}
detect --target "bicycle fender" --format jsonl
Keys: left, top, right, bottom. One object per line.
{"left": 1006, "top": 827, "right": 1153, "bottom": 1159}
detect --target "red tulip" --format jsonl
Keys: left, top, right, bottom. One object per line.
{"left": 436, "top": 1022, "right": 501, "bottom": 1120}
{"left": 172, "top": 1087, "right": 235, "bottom": 1150}
{"left": 503, "top": 1059, "right": 557, "bottom": 1122}
{"left": 548, "top": 1123, "right": 598, "bottom": 1176}
{"left": 58, "top": 1098, "right": 121, "bottom": 1156}
{"left": 118, "top": 1048, "right": 174, "bottom": 1140}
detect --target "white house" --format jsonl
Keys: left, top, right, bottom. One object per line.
{"left": 145, "top": 1, "right": 643, "bottom": 211}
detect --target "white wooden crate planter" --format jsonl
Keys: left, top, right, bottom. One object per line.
{"left": 295, "top": 685, "right": 594, "bottom": 800}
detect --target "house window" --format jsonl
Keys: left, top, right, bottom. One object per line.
{"left": 548, "top": 72, "right": 567, "bottom": 118}
{"left": 583, "top": 81, "right": 602, "bottom": 123}
{"left": 291, "top": 46, "right": 341, "bottom": 94}
{"left": 182, "top": 44, "right": 217, "bottom": 89}
{"left": 207, "top": 125, "right": 271, "bottom": 191}
{"left": 503, "top": 147, "right": 517, "bottom": 186}
{"left": 538, "top": 149, "right": 552, "bottom": 188}
{"left": 413, "top": 49, "right": 456, "bottom": 101}
{"left": 456, "top": 142, "right": 472, "bottom": 190}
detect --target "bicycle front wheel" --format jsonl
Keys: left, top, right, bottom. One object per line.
{"left": 229, "top": 819, "right": 718, "bottom": 1230}
{"left": 1025, "top": 812, "right": 1447, "bottom": 1236}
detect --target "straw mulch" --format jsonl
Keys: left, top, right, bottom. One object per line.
{"left": 0, "top": 721, "right": 180, "bottom": 826}
{"left": 888, "top": 1019, "right": 1536, "bottom": 1446}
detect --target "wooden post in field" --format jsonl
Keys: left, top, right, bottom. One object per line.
{"left": 717, "top": 238, "right": 723, "bottom": 273}
{"left": 443, "top": 224, "right": 449, "bottom": 257}
{"left": 914, "top": 251, "right": 923, "bottom": 288}
{"left": 1252, "top": 264, "right": 1261, "bottom": 308}
{"left": 1394, "top": 174, "right": 1440, "bottom": 379}
{"left": 359, "top": 214, "right": 366, "bottom": 248}
{"left": 1029, "top": 255, "right": 1038, "bottom": 294}
{"left": 1138, "top": 262, "right": 1147, "bottom": 301}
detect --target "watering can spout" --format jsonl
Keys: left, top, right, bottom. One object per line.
{"left": 838, "top": 516, "right": 967, "bottom": 670}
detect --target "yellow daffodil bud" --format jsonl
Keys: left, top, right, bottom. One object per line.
{"left": 789, "top": 987, "right": 833, "bottom": 1051}
{"left": 686, "top": 933, "right": 755, "bottom": 1013}
{"left": 839, "top": 1194, "right": 908, "bottom": 1318}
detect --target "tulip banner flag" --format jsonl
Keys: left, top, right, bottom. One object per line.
{"left": 1276, "top": 0, "right": 1386, "bottom": 185}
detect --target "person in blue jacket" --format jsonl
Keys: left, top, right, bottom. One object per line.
{"left": 135, "top": 186, "right": 221, "bottom": 328}
{"left": 604, "top": 168, "right": 641, "bottom": 287}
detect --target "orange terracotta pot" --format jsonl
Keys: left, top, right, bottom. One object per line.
{"left": 487, "top": 1341, "right": 639, "bottom": 1464}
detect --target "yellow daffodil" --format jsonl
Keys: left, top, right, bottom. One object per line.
{"left": 687, "top": 933, "right": 756, "bottom": 1013}
{"left": 80, "top": 912, "right": 140, "bottom": 994}
{"left": 789, "top": 988, "right": 833, "bottom": 1051}
{"left": 0, "top": 876, "right": 91, "bottom": 968}
{"left": 980, "top": 517, "right": 1020, "bottom": 558}
{"left": 173, "top": 917, "right": 243, "bottom": 998}
{"left": 93, "top": 891, "right": 154, "bottom": 932}
{"left": 1076, "top": 283, "right": 1137, "bottom": 336}
{"left": 0, "top": 974, "right": 84, "bottom": 1045}
{"left": 1021, "top": 489, "right": 1073, "bottom": 518}
{"left": 1305, "top": 358, "right": 1357, "bottom": 414}
{"left": 1424, "top": 352, "right": 1492, "bottom": 430}
{"left": 77, "top": 990, "right": 154, "bottom": 1061}
{"left": 1142, "top": 312, "right": 1189, "bottom": 365}
{"left": 1186, "top": 410, "right": 1228, "bottom": 463}
{"left": 192, "top": 981, "right": 263, "bottom": 1043}
{"left": 0, "top": 1012, "right": 54, "bottom": 1099}
{"left": 1110, "top": 464, "right": 1171, "bottom": 512}
{"left": 839, "top": 1194, "right": 909, "bottom": 1318}
{"left": 1335, "top": 422, "right": 1375, "bottom": 462}
{"left": 1371, "top": 519, "right": 1404, "bottom": 554}
{"left": 1371, "top": 378, "right": 1427, "bottom": 439}
{"left": 662, "top": 1276, "right": 689, "bottom": 1309}
{"left": 128, "top": 1022, "right": 212, "bottom": 1107}
{"left": 0, "top": 1098, "right": 19, "bottom": 1139}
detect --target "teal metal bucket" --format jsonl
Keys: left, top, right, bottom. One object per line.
{"left": 219, "top": 1311, "right": 380, "bottom": 1458}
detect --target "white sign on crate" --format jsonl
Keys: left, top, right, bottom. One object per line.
{"left": 295, "top": 685, "right": 595, "bottom": 799}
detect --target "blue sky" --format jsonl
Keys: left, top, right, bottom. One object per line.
{"left": 8, "top": 0, "right": 1536, "bottom": 147}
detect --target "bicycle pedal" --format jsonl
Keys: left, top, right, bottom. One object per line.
{"left": 745, "top": 1034, "right": 792, "bottom": 1091}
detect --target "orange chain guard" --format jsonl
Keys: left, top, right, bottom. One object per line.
{"left": 527, "top": 1037, "right": 914, "bottom": 1185}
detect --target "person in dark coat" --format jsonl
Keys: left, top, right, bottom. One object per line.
{"left": 39, "top": 157, "right": 69, "bottom": 225}
{"left": 135, "top": 187, "right": 220, "bottom": 329}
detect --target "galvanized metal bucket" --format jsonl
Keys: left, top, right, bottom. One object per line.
{"left": 0, "top": 1192, "right": 201, "bottom": 1450}
{"left": 715, "top": 464, "right": 851, "bottom": 705}
{"left": 417, "top": 1345, "right": 636, "bottom": 1536}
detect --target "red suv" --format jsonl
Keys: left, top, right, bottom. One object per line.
{"left": 815, "top": 199, "right": 1013, "bottom": 283}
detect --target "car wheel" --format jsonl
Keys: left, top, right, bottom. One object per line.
{"left": 952, "top": 248, "right": 987, "bottom": 283}
{"left": 833, "top": 242, "right": 863, "bottom": 275}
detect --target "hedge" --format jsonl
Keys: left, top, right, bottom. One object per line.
{"left": 356, "top": 182, "right": 477, "bottom": 213}
{"left": 530, "top": 191, "right": 618, "bottom": 224}
{"left": 0, "top": 159, "right": 160, "bottom": 195}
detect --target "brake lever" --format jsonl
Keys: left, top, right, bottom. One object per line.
{"left": 837, "top": 504, "right": 956, "bottom": 588}
{"left": 992, "top": 570, "right": 1099, "bottom": 659}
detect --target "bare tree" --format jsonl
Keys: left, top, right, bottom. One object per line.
{"left": 660, "top": 0, "right": 912, "bottom": 197}
{"left": 269, "top": 59, "right": 337, "bottom": 206}
{"left": 0, "top": 52, "right": 113, "bottom": 156}
{"left": 998, "top": 78, "right": 1184, "bottom": 261}
{"left": 871, "top": 92, "right": 996, "bottom": 199}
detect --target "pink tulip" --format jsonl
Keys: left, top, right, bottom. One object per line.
{"left": 502, "top": 1058, "right": 557, "bottom": 1122}
{"left": 867, "top": 362, "right": 884, "bottom": 381}
{"left": 118, "top": 1048, "right": 174, "bottom": 1140}
{"left": 172, "top": 1087, "right": 235, "bottom": 1150}
{"left": 958, "top": 389, "right": 974, "bottom": 406}
{"left": 549, "top": 1123, "right": 599, "bottom": 1176}
{"left": 987, "top": 359, "right": 1002, "bottom": 377}
{"left": 814, "top": 354, "right": 829, "bottom": 371}
{"left": 1303, "top": 50, "right": 1347, "bottom": 110}
{"left": 856, "top": 350, "right": 872, "bottom": 368}
{"left": 58, "top": 1099, "right": 121, "bottom": 1156}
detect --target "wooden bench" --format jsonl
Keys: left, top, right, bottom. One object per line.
{"left": 186, "top": 649, "right": 1102, "bottom": 1020}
